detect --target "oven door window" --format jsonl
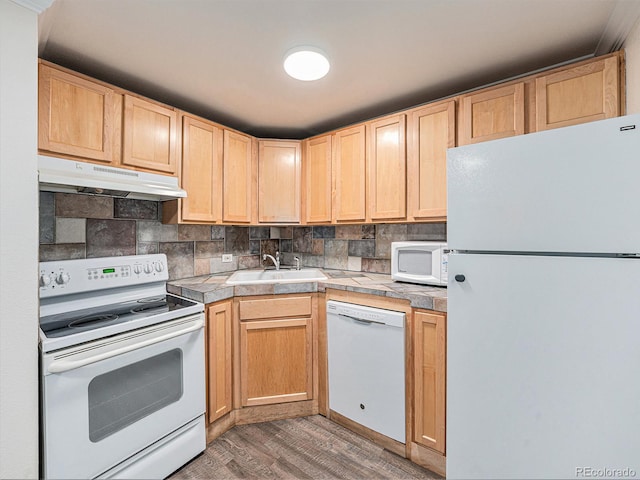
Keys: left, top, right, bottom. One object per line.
{"left": 88, "top": 349, "right": 183, "bottom": 442}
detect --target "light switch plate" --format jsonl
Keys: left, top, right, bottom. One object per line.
{"left": 221, "top": 254, "right": 233, "bottom": 263}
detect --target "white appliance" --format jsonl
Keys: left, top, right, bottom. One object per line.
{"left": 39, "top": 254, "right": 205, "bottom": 480}
{"left": 38, "top": 155, "right": 187, "bottom": 200}
{"left": 391, "top": 241, "right": 448, "bottom": 286}
{"left": 447, "top": 114, "right": 640, "bottom": 479}
{"left": 326, "top": 301, "right": 405, "bottom": 443}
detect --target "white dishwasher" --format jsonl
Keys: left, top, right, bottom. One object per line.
{"left": 327, "top": 300, "right": 405, "bottom": 443}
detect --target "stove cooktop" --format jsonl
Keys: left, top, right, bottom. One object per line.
{"left": 40, "top": 294, "right": 199, "bottom": 339}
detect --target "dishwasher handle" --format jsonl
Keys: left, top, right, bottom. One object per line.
{"left": 338, "top": 313, "right": 387, "bottom": 326}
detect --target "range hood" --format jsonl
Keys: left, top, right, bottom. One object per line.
{"left": 38, "top": 155, "right": 186, "bottom": 201}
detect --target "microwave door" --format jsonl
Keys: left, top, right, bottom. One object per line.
{"left": 397, "top": 248, "right": 439, "bottom": 284}
{"left": 398, "top": 248, "right": 433, "bottom": 274}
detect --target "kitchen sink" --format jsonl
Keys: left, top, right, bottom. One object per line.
{"left": 226, "top": 268, "right": 327, "bottom": 285}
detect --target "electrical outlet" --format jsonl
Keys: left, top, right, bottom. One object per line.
{"left": 221, "top": 254, "right": 233, "bottom": 263}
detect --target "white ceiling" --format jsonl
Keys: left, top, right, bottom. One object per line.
{"left": 38, "top": 0, "right": 640, "bottom": 139}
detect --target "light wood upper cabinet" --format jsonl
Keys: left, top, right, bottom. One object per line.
{"left": 536, "top": 55, "right": 620, "bottom": 131}
{"left": 407, "top": 101, "right": 455, "bottom": 220}
{"left": 413, "top": 310, "right": 446, "bottom": 455}
{"left": 122, "top": 94, "right": 178, "bottom": 175}
{"left": 206, "top": 300, "right": 233, "bottom": 423}
{"left": 367, "top": 114, "right": 406, "bottom": 221}
{"left": 459, "top": 82, "right": 525, "bottom": 145}
{"left": 38, "top": 64, "right": 120, "bottom": 164}
{"left": 179, "top": 115, "right": 223, "bottom": 223}
{"left": 258, "top": 140, "right": 301, "bottom": 223}
{"left": 223, "top": 130, "right": 256, "bottom": 224}
{"left": 303, "top": 135, "right": 333, "bottom": 224}
{"left": 333, "top": 125, "right": 367, "bottom": 222}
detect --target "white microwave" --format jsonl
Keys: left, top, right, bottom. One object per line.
{"left": 391, "top": 241, "right": 448, "bottom": 286}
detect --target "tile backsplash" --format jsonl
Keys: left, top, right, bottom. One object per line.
{"left": 39, "top": 192, "right": 446, "bottom": 280}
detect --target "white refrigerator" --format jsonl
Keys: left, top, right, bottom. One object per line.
{"left": 447, "top": 114, "right": 640, "bottom": 479}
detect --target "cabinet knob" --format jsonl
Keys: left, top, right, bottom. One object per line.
{"left": 455, "top": 274, "right": 466, "bottom": 283}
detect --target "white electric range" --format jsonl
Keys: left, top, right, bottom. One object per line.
{"left": 39, "top": 254, "right": 205, "bottom": 480}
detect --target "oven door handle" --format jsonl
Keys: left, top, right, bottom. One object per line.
{"left": 47, "top": 318, "right": 204, "bottom": 374}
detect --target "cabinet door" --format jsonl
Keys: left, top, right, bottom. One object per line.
{"left": 122, "top": 94, "right": 178, "bottom": 175}
{"left": 536, "top": 55, "right": 619, "bottom": 131}
{"left": 367, "top": 114, "right": 406, "bottom": 220}
{"left": 181, "top": 115, "right": 223, "bottom": 223}
{"left": 303, "top": 135, "right": 332, "bottom": 223}
{"left": 333, "top": 125, "right": 366, "bottom": 222}
{"left": 407, "top": 101, "right": 455, "bottom": 220}
{"left": 240, "top": 318, "right": 313, "bottom": 406}
{"left": 459, "top": 82, "right": 525, "bottom": 145}
{"left": 258, "top": 140, "right": 301, "bottom": 223}
{"left": 223, "top": 130, "right": 255, "bottom": 223}
{"left": 206, "top": 301, "right": 233, "bottom": 423}
{"left": 413, "top": 310, "right": 446, "bottom": 454}
{"left": 38, "top": 64, "right": 119, "bottom": 163}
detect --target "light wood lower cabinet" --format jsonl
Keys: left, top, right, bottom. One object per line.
{"left": 240, "top": 317, "right": 313, "bottom": 406}
{"left": 237, "top": 295, "right": 314, "bottom": 407}
{"left": 206, "top": 300, "right": 233, "bottom": 424}
{"left": 413, "top": 309, "right": 446, "bottom": 454}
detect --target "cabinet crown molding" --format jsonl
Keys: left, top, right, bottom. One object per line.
{"left": 11, "top": 0, "right": 52, "bottom": 13}
{"left": 596, "top": 1, "right": 640, "bottom": 55}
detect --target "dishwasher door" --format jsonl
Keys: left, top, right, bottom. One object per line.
{"left": 327, "top": 301, "right": 405, "bottom": 443}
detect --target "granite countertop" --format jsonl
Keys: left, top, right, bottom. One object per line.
{"left": 167, "top": 269, "right": 447, "bottom": 312}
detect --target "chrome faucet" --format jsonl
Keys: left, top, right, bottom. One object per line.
{"left": 294, "top": 256, "right": 301, "bottom": 270}
{"left": 263, "top": 251, "right": 280, "bottom": 270}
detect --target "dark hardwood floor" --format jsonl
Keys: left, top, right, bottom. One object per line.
{"left": 169, "top": 415, "right": 442, "bottom": 480}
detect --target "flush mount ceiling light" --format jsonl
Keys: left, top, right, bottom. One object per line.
{"left": 283, "top": 47, "right": 330, "bottom": 81}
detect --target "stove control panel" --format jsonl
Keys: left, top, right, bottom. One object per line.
{"left": 39, "top": 254, "right": 169, "bottom": 298}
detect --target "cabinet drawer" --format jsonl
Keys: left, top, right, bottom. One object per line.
{"left": 238, "top": 296, "right": 312, "bottom": 320}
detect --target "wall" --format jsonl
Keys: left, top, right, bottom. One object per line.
{"left": 39, "top": 192, "right": 446, "bottom": 279}
{"left": 624, "top": 16, "right": 640, "bottom": 113}
{"left": 0, "top": 1, "right": 41, "bottom": 478}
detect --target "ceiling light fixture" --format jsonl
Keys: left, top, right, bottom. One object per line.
{"left": 283, "top": 46, "right": 330, "bottom": 81}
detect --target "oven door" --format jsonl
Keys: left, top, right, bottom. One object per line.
{"left": 41, "top": 314, "right": 205, "bottom": 480}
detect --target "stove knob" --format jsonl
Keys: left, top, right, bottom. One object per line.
{"left": 40, "top": 274, "right": 52, "bottom": 287}
{"left": 55, "top": 272, "right": 70, "bottom": 285}
{"left": 144, "top": 263, "right": 153, "bottom": 274}
{"left": 133, "top": 264, "right": 142, "bottom": 274}
{"left": 154, "top": 262, "right": 164, "bottom": 272}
